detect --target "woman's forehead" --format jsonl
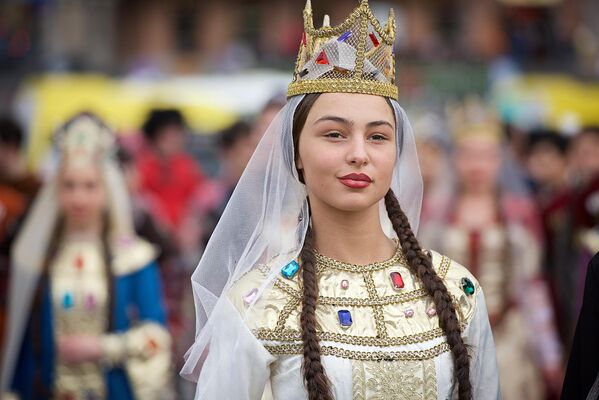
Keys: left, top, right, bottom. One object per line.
{"left": 308, "top": 93, "right": 394, "bottom": 125}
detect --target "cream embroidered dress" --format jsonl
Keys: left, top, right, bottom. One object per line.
{"left": 196, "top": 249, "right": 500, "bottom": 399}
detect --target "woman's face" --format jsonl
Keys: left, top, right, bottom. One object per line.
{"left": 296, "top": 93, "right": 396, "bottom": 212}
{"left": 58, "top": 162, "right": 107, "bottom": 230}
{"left": 454, "top": 136, "right": 501, "bottom": 194}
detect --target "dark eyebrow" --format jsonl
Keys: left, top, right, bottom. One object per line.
{"left": 314, "top": 115, "right": 352, "bottom": 126}
{"left": 366, "top": 120, "right": 394, "bottom": 129}
{"left": 314, "top": 115, "right": 393, "bottom": 130}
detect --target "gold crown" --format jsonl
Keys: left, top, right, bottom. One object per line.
{"left": 446, "top": 97, "right": 502, "bottom": 143}
{"left": 55, "top": 112, "right": 115, "bottom": 166}
{"left": 287, "top": 0, "right": 398, "bottom": 100}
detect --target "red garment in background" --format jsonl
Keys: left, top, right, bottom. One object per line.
{"left": 136, "top": 149, "right": 206, "bottom": 230}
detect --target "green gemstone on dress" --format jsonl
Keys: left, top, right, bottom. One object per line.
{"left": 461, "top": 277, "right": 475, "bottom": 296}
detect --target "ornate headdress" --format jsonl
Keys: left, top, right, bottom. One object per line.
{"left": 55, "top": 112, "right": 115, "bottom": 167}
{"left": 446, "top": 97, "right": 503, "bottom": 143}
{"left": 287, "top": 0, "right": 398, "bottom": 100}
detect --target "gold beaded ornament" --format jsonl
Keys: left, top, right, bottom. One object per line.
{"left": 55, "top": 113, "right": 115, "bottom": 167}
{"left": 287, "top": 0, "right": 398, "bottom": 100}
{"left": 445, "top": 97, "right": 503, "bottom": 143}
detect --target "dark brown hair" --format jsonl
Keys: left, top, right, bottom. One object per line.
{"left": 293, "top": 93, "right": 472, "bottom": 400}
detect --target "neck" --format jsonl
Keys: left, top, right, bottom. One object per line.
{"left": 309, "top": 200, "right": 395, "bottom": 265}
{"left": 459, "top": 184, "right": 497, "bottom": 199}
{"left": 64, "top": 217, "right": 103, "bottom": 239}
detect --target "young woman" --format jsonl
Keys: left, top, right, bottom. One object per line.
{"left": 0, "top": 113, "right": 172, "bottom": 399}
{"left": 181, "top": 2, "right": 499, "bottom": 399}
{"left": 419, "top": 101, "right": 562, "bottom": 399}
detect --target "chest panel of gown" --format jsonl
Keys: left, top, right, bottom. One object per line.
{"left": 443, "top": 226, "right": 509, "bottom": 318}
{"left": 51, "top": 239, "right": 109, "bottom": 399}
{"left": 230, "top": 249, "right": 479, "bottom": 400}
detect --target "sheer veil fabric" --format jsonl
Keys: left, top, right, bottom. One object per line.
{"left": 180, "top": 94, "right": 423, "bottom": 382}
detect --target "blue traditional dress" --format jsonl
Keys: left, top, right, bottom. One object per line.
{"left": 10, "top": 236, "right": 171, "bottom": 400}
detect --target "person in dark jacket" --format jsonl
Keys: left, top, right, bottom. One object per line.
{"left": 562, "top": 251, "right": 599, "bottom": 399}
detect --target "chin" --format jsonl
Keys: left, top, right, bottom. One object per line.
{"left": 326, "top": 193, "right": 382, "bottom": 213}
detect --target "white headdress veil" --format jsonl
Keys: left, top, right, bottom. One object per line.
{"left": 0, "top": 113, "right": 139, "bottom": 390}
{"left": 180, "top": 93, "right": 423, "bottom": 381}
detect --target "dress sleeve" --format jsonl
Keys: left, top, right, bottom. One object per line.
{"left": 101, "top": 262, "right": 170, "bottom": 365}
{"left": 192, "top": 296, "right": 276, "bottom": 400}
{"left": 465, "top": 289, "right": 501, "bottom": 400}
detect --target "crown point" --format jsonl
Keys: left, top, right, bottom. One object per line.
{"left": 305, "top": 0, "right": 312, "bottom": 12}
{"left": 322, "top": 14, "right": 330, "bottom": 28}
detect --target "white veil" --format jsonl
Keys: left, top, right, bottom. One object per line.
{"left": 0, "top": 114, "right": 140, "bottom": 391}
{"left": 180, "top": 94, "right": 423, "bottom": 381}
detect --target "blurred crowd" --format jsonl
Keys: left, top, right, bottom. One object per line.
{"left": 0, "top": 0, "right": 598, "bottom": 399}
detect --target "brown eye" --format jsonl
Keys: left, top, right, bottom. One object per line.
{"left": 63, "top": 180, "right": 75, "bottom": 190}
{"left": 370, "top": 133, "right": 388, "bottom": 141}
{"left": 85, "top": 181, "right": 97, "bottom": 191}
{"left": 325, "top": 132, "right": 344, "bottom": 139}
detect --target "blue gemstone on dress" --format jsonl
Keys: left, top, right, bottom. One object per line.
{"left": 338, "top": 31, "right": 353, "bottom": 42}
{"left": 62, "top": 292, "right": 74, "bottom": 310}
{"left": 281, "top": 260, "right": 300, "bottom": 279}
{"left": 338, "top": 309, "right": 353, "bottom": 328}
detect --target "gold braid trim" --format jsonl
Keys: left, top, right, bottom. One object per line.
{"left": 258, "top": 255, "right": 451, "bottom": 308}
{"left": 264, "top": 342, "right": 451, "bottom": 362}
{"left": 287, "top": 79, "right": 398, "bottom": 101}
{"left": 253, "top": 325, "right": 466, "bottom": 347}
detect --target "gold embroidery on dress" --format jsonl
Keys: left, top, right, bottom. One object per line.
{"left": 362, "top": 270, "right": 388, "bottom": 338}
{"left": 275, "top": 296, "right": 301, "bottom": 331}
{"left": 51, "top": 240, "right": 108, "bottom": 399}
{"left": 351, "top": 359, "right": 437, "bottom": 399}
{"left": 353, "top": 361, "right": 367, "bottom": 400}
{"left": 265, "top": 342, "right": 450, "bottom": 362}
{"left": 257, "top": 254, "right": 451, "bottom": 308}
{"left": 315, "top": 242, "right": 405, "bottom": 273}
{"left": 253, "top": 324, "right": 465, "bottom": 347}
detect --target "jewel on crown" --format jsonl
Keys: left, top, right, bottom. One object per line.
{"left": 287, "top": 0, "right": 398, "bottom": 100}
{"left": 55, "top": 112, "right": 115, "bottom": 166}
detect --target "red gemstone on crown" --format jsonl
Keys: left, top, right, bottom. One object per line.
{"left": 301, "top": 31, "right": 307, "bottom": 46}
{"left": 316, "top": 50, "right": 329, "bottom": 65}
{"left": 390, "top": 272, "right": 404, "bottom": 289}
{"left": 369, "top": 32, "right": 380, "bottom": 47}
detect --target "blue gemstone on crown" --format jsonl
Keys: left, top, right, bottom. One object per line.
{"left": 338, "top": 309, "right": 353, "bottom": 328}
{"left": 338, "top": 31, "right": 353, "bottom": 42}
{"left": 281, "top": 260, "right": 300, "bottom": 279}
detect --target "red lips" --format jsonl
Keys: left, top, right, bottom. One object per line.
{"left": 338, "top": 173, "right": 373, "bottom": 189}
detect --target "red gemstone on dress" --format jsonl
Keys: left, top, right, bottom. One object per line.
{"left": 147, "top": 338, "right": 159, "bottom": 351}
{"left": 390, "top": 272, "right": 404, "bottom": 289}
{"left": 369, "top": 32, "right": 380, "bottom": 47}
{"left": 74, "top": 255, "right": 84, "bottom": 270}
{"left": 316, "top": 50, "right": 329, "bottom": 65}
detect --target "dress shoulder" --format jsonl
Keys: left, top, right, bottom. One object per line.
{"left": 428, "top": 249, "right": 479, "bottom": 326}
{"left": 111, "top": 237, "right": 158, "bottom": 276}
{"left": 228, "top": 263, "right": 299, "bottom": 332}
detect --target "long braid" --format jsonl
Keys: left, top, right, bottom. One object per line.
{"left": 100, "top": 211, "right": 114, "bottom": 331}
{"left": 299, "top": 225, "right": 334, "bottom": 400}
{"left": 385, "top": 190, "right": 473, "bottom": 400}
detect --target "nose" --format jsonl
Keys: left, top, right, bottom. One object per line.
{"left": 346, "top": 136, "right": 369, "bottom": 166}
